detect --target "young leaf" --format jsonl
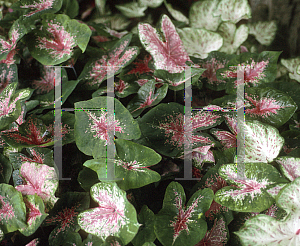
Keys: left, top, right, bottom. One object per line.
{"left": 74, "top": 96, "right": 141, "bottom": 159}
{"left": 177, "top": 27, "right": 223, "bottom": 59}
{"left": 235, "top": 177, "right": 300, "bottom": 245}
{"left": 77, "top": 182, "right": 140, "bottom": 244}
{"left": 214, "top": 0, "right": 251, "bottom": 24}
{"left": 15, "top": 162, "right": 59, "bottom": 212}
{"left": 214, "top": 163, "right": 285, "bottom": 212}
{"left": 0, "top": 183, "right": 27, "bottom": 233}
{"left": 138, "top": 14, "right": 192, "bottom": 74}
{"left": 18, "top": 194, "right": 48, "bottom": 236}
{"left": 154, "top": 182, "right": 214, "bottom": 246}
{"left": 189, "top": 0, "right": 222, "bottom": 31}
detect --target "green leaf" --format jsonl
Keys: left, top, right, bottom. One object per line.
{"left": 77, "top": 182, "right": 140, "bottom": 244}
{"left": 215, "top": 163, "right": 284, "bottom": 212}
{"left": 164, "top": 0, "right": 189, "bottom": 24}
{"left": 74, "top": 96, "right": 141, "bottom": 159}
{"left": 115, "top": 2, "right": 147, "bottom": 18}
{"left": 20, "top": 0, "right": 63, "bottom": 19}
{"left": 0, "top": 153, "right": 12, "bottom": 183}
{"left": 77, "top": 167, "right": 100, "bottom": 192}
{"left": 154, "top": 182, "right": 213, "bottom": 246}
{"left": 0, "top": 183, "right": 27, "bottom": 233}
{"left": 138, "top": 0, "right": 163, "bottom": 8}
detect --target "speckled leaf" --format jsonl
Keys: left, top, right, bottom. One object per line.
{"left": 235, "top": 177, "right": 300, "bottom": 245}
{"left": 127, "top": 80, "right": 168, "bottom": 117}
{"left": 15, "top": 162, "right": 58, "bottom": 212}
{"left": 164, "top": 1, "right": 189, "bottom": 24}
{"left": 78, "top": 34, "right": 139, "bottom": 90}
{"left": 154, "top": 182, "right": 214, "bottom": 246}
{"left": 45, "top": 192, "right": 90, "bottom": 246}
{"left": 281, "top": 57, "right": 300, "bottom": 82}
{"left": 217, "top": 51, "right": 281, "bottom": 94}
{"left": 25, "top": 13, "right": 91, "bottom": 65}
{"left": 74, "top": 97, "right": 141, "bottom": 159}
{"left": 189, "top": 0, "right": 222, "bottom": 31}
{"left": 0, "top": 153, "right": 12, "bottom": 183}
{"left": 77, "top": 182, "right": 140, "bottom": 244}
{"left": 243, "top": 120, "right": 284, "bottom": 163}
{"left": 138, "top": 14, "right": 192, "bottom": 74}
{"left": 20, "top": 0, "right": 62, "bottom": 18}
{"left": 0, "top": 183, "right": 27, "bottom": 233}
{"left": 115, "top": 2, "right": 147, "bottom": 18}
{"left": 248, "top": 21, "right": 277, "bottom": 46}
{"left": 138, "top": 0, "right": 163, "bottom": 8}
{"left": 275, "top": 156, "right": 300, "bottom": 182}
{"left": 177, "top": 28, "right": 223, "bottom": 59}
{"left": 215, "top": 163, "right": 284, "bottom": 212}
{"left": 0, "top": 64, "right": 18, "bottom": 94}
{"left": 81, "top": 233, "right": 104, "bottom": 246}
{"left": 25, "top": 238, "right": 40, "bottom": 246}
{"left": 138, "top": 102, "right": 215, "bottom": 157}
{"left": 131, "top": 205, "right": 156, "bottom": 246}
{"left": 19, "top": 194, "right": 48, "bottom": 236}
{"left": 218, "top": 22, "right": 249, "bottom": 54}
{"left": 214, "top": 0, "right": 251, "bottom": 24}
{"left": 83, "top": 139, "right": 161, "bottom": 190}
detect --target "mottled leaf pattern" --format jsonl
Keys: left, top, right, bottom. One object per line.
{"left": 275, "top": 156, "right": 300, "bottom": 182}
{"left": 20, "top": 0, "right": 62, "bottom": 17}
{"left": 248, "top": 21, "right": 277, "bottom": 46}
{"left": 281, "top": 57, "right": 300, "bottom": 82}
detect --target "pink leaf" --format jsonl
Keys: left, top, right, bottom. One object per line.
{"left": 23, "top": 197, "right": 43, "bottom": 226}
{"left": 32, "top": 66, "right": 55, "bottom": 94}
{"left": 20, "top": 0, "right": 55, "bottom": 17}
{"left": 15, "top": 162, "right": 58, "bottom": 211}
{"left": 25, "top": 238, "right": 40, "bottom": 246}
{"left": 201, "top": 58, "right": 226, "bottom": 85}
{"left": 138, "top": 15, "right": 192, "bottom": 73}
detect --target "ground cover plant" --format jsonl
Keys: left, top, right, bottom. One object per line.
{"left": 0, "top": 0, "right": 300, "bottom": 245}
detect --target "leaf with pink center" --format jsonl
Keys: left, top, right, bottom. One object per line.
{"left": 74, "top": 96, "right": 141, "bottom": 159}
{"left": 83, "top": 139, "right": 161, "bottom": 190}
{"left": 25, "top": 13, "right": 91, "bottom": 65}
{"left": 0, "top": 64, "right": 18, "bottom": 94}
{"left": 138, "top": 102, "right": 216, "bottom": 157}
{"left": 15, "top": 162, "right": 58, "bottom": 212}
{"left": 127, "top": 79, "right": 168, "bottom": 117}
{"left": 77, "top": 182, "right": 140, "bottom": 244}
{"left": 138, "top": 14, "right": 192, "bottom": 74}
{"left": 20, "top": 0, "right": 62, "bottom": 18}
{"left": 281, "top": 57, "right": 300, "bottom": 82}
{"left": 275, "top": 156, "right": 300, "bottom": 182}
{"left": 243, "top": 120, "right": 284, "bottom": 163}
{"left": 44, "top": 192, "right": 90, "bottom": 246}
{"left": 18, "top": 194, "right": 48, "bottom": 236}
{"left": 154, "top": 181, "right": 214, "bottom": 246}
{"left": 235, "top": 177, "right": 300, "bottom": 245}
{"left": 25, "top": 238, "right": 40, "bottom": 246}
{"left": 78, "top": 34, "right": 139, "bottom": 90}
{"left": 217, "top": 51, "right": 281, "bottom": 94}
{"left": 214, "top": 163, "right": 286, "bottom": 212}
{"left": 195, "top": 217, "right": 228, "bottom": 246}
{"left": 0, "top": 183, "right": 27, "bottom": 233}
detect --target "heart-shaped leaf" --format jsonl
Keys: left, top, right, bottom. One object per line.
{"left": 275, "top": 156, "right": 300, "bottom": 182}
{"left": 215, "top": 163, "right": 285, "bottom": 212}
{"left": 138, "top": 14, "right": 192, "bottom": 74}
{"left": 20, "top": 0, "right": 63, "bottom": 18}
{"left": 77, "top": 182, "right": 140, "bottom": 244}
{"left": 115, "top": 2, "right": 147, "bottom": 18}
{"left": 281, "top": 57, "right": 300, "bottom": 82}
{"left": 248, "top": 21, "right": 277, "bottom": 46}
{"left": 164, "top": 1, "right": 189, "bottom": 24}
{"left": 25, "top": 13, "right": 91, "bottom": 65}
{"left": 154, "top": 181, "right": 214, "bottom": 246}
{"left": 235, "top": 177, "right": 300, "bottom": 245}
{"left": 0, "top": 183, "right": 27, "bottom": 233}
{"left": 74, "top": 96, "right": 141, "bottom": 159}
{"left": 177, "top": 27, "right": 223, "bottom": 59}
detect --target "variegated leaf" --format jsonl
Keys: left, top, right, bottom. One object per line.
{"left": 164, "top": 0, "right": 189, "bottom": 24}
{"left": 235, "top": 177, "right": 300, "bottom": 245}
{"left": 138, "top": 0, "right": 163, "bottom": 8}
{"left": 138, "top": 14, "right": 192, "bottom": 74}
{"left": 0, "top": 183, "right": 27, "bottom": 233}
{"left": 19, "top": 194, "right": 48, "bottom": 236}
{"left": 218, "top": 22, "right": 249, "bottom": 54}
{"left": 15, "top": 162, "right": 58, "bottom": 212}
{"left": 177, "top": 27, "right": 223, "bottom": 59}
{"left": 281, "top": 57, "right": 300, "bottom": 82}
{"left": 154, "top": 182, "right": 214, "bottom": 246}
{"left": 215, "top": 163, "right": 284, "bottom": 212}
{"left": 0, "top": 64, "right": 18, "bottom": 94}
{"left": 214, "top": 0, "right": 251, "bottom": 24}
{"left": 189, "top": 0, "right": 222, "bottom": 31}
{"left": 77, "top": 182, "right": 140, "bottom": 244}
{"left": 25, "top": 13, "right": 91, "bottom": 65}
{"left": 248, "top": 21, "right": 277, "bottom": 46}
{"left": 115, "top": 2, "right": 147, "bottom": 18}
{"left": 20, "top": 0, "right": 62, "bottom": 17}
{"left": 275, "top": 156, "right": 300, "bottom": 182}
